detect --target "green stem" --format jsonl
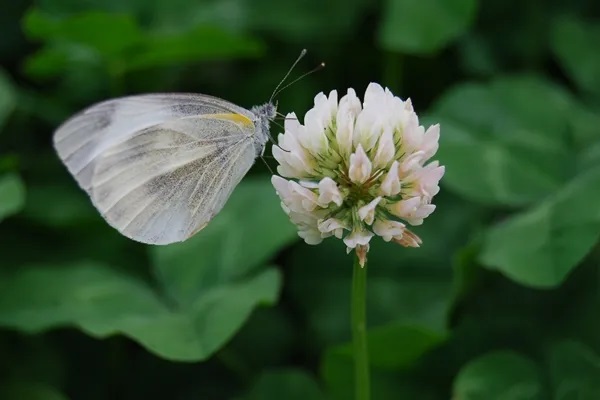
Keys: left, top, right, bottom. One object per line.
{"left": 352, "top": 253, "right": 370, "bottom": 400}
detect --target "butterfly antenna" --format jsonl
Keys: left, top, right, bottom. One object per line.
{"left": 265, "top": 128, "right": 290, "bottom": 153}
{"left": 269, "top": 49, "right": 308, "bottom": 103}
{"left": 271, "top": 62, "right": 326, "bottom": 100}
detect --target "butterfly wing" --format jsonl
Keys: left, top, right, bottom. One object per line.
{"left": 54, "top": 94, "right": 258, "bottom": 244}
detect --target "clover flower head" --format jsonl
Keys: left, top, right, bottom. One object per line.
{"left": 271, "top": 83, "right": 444, "bottom": 266}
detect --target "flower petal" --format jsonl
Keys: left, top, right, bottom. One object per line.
{"left": 358, "top": 197, "right": 381, "bottom": 225}
{"left": 336, "top": 89, "right": 361, "bottom": 158}
{"left": 373, "top": 219, "right": 406, "bottom": 242}
{"left": 318, "top": 218, "right": 349, "bottom": 239}
{"left": 372, "top": 126, "right": 395, "bottom": 169}
{"left": 348, "top": 144, "right": 372, "bottom": 184}
{"left": 379, "top": 160, "right": 401, "bottom": 196}
{"left": 317, "top": 177, "right": 344, "bottom": 207}
{"left": 422, "top": 124, "right": 440, "bottom": 162}
{"left": 393, "top": 228, "right": 422, "bottom": 248}
{"left": 387, "top": 197, "right": 421, "bottom": 219}
{"left": 343, "top": 228, "right": 374, "bottom": 249}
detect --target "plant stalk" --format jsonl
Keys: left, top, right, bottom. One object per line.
{"left": 352, "top": 253, "right": 370, "bottom": 400}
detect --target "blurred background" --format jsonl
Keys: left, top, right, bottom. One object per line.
{"left": 1, "top": 0, "right": 600, "bottom": 399}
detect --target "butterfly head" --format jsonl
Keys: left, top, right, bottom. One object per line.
{"left": 250, "top": 101, "right": 277, "bottom": 156}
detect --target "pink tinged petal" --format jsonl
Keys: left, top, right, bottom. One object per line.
{"left": 423, "top": 163, "right": 445, "bottom": 186}
{"left": 387, "top": 197, "right": 421, "bottom": 219}
{"left": 274, "top": 130, "right": 316, "bottom": 178}
{"left": 299, "top": 180, "right": 319, "bottom": 189}
{"left": 373, "top": 126, "right": 395, "bottom": 169}
{"left": 298, "top": 228, "right": 323, "bottom": 245}
{"left": 343, "top": 228, "right": 374, "bottom": 249}
{"left": 409, "top": 162, "right": 445, "bottom": 200}
{"left": 422, "top": 124, "right": 440, "bottom": 162}
{"left": 373, "top": 220, "right": 406, "bottom": 242}
{"left": 401, "top": 115, "right": 423, "bottom": 154}
{"left": 424, "top": 167, "right": 445, "bottom": 199}
{"left": 355, "top": 244, "right": 369, "bottom": 267}
{"left": 274, "top": 177, "right": 318, "bottom": 213}
{"left": 348, "top": 144, "right": 372, "bottom": 184}
{"left": 406, "top": 204, "right": 436, "bottom": 225}
{"left": 289, "top": 181, "right": 319, "bottom": 211}
{"left": 280, "top": 202, "right": 291, "bottom": 215}
{"left": 271, "top": 175, "right": 291, "bottom": 198}
{"left": 393, "top": 228, "right": 422, "bottom": 248}
{"left": 273, "top": 147, "right": 304, "bottom": 178}
{"left": 379, "top": 160, "right": 401, "bottom": 196}
{"left": 358, "top": 197, "right": 381, "bottom": 225}
{"left": 317, "top": 177, "right": 344, "bottom": 207}
{"left": 399, "top": 151, "right": 425, "bottom": 176}
{"left": 318, "top": 218, "right": 349, "bottom": 239}
{"left": 288, "top": 210, "right": 322, "bottom": 245}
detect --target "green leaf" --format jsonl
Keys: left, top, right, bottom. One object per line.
{"left": 23, "top": 8, "right": 262, "bottom": 82}
{"left": 579, "top": 141, "right": 600, "bottom": 173}
{"left": 0, "top": 69, "right": 16, "bottom": 130}
{"left": 23, "top": 47, "right": 72, "bottom": 80}
{"left": 378, "top": 0, "right": 477, "bottom": 54}
{"left": 551, "top": 16, "right": 600, "bottom": 97}
{"left": 0, "top": 382, "right": 69, "bottom": 400}
{"left": 0, "top": 173, "right": 26, "bottom": 222}
{"left": 24, "top": 10, "right": 143, "bottom": 56}
{"left": 22, "top": 183, "right": 98, "bottom": 228}
{"left": 429, "top": 76, "right": 575, "bottom": 207}
{"left": 480, "top": 166, "right": 600, "bottom": 288}
{"left": 322, "top": 324, "right": 445, "bottom": 400}
{"left": 125, "top": 26, "right": 263, "bottom": 72}
{"left": 150, "top": 178, "right": 298, "bottom": 306}
{"left": 548, "top": 340, "right": 600, "bottom": 399}
{"left": 0, "top": 179, "right": 292, "bottom": 361}
{"left": 0, "top": 262, "right": 280, "bottom": 361}
{"left": 245, "top": 0, "right": 371, "bottom": 42}
{"left": 453, "top": 351, "right": 543, "bottom": 400}
{"left": 324, "top": 323, "right": 446, "bottom": 371}
{"left": 241, "top": 369, "right": 324, "bottom": 400}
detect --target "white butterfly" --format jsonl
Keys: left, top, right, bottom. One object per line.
{"left": 54, "top": 93, "right": 277, "bottom": 245}
{"left": 53, "top": 50, "right": 320, "bottom": 245}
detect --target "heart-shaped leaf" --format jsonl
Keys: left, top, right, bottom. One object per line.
{"left": 480, "top": 166, "right": 600, "bottom": 287}
{"left": 453, "top": 351, "right": 543, "bottom": 400}
{"left": 378, "top": 0, "right": 477, "bottom": 54}
{"left": 551, "top": 16, "right": 600, "bottom": 98}
{"left": 428, "top": 76, "right": 576, "bottom": 206}
{"left": 547, "top": 340, "right": 600, "bottom": 399}
{"left": 0, "top": 178, "right": 296, "bottom": 361}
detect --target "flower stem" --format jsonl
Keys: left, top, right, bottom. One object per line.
{"left": 352, "top": 253, "right": 370, "bottom": 400}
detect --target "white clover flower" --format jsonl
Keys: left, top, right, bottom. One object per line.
{"left": 271, "top": 83, "right": 444, "bottom": 266}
